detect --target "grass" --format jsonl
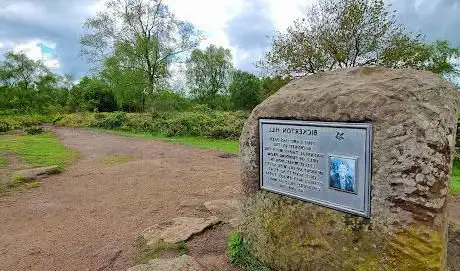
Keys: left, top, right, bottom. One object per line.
{"left": 451, "top": 159, "right": 460, "bottom": 196}
{"left": 102, "top": 155, "right": 132, "bottom": 165}
{"left": 0, "top": 132, "right": 77, "bottom": 170}
{"left": 89, "top": 128, "right": 240, "bottom": 154}
{"left": 134, "top": 236, "right": 188, "bottom": 265}
{"left": 227, "top": 231, "right": 269, "bottom": 271}
{"left": 0, "top": 132, "right": 77, "bottom": 196}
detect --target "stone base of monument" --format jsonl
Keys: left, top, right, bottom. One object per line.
{"left": 239, "top": 68, "right": 459, "bottom": 270}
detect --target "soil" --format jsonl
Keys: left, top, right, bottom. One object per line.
{"left": 0, "top": 153, "right": 29, "bottom": 183}
{"left": 0, "top": 127, "right": 241, "bottom": 271}
{"left": 0, "top": 127, "right": 459, "bottom": 271}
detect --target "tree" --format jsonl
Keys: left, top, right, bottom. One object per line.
{"left": 186, "top": 45, "right": 233, "bottom": 100}
{"left": 229, "top": 71, "right": 262, "bottom": 111}
{"left": 258, "top": 0, "right": 460, "bottom": 77}
{"left": 0, "top": 51, "right": 67, "bottom": 113}
{"left": 81, "top": 0, "right": 202, "bottom": 110}
{"left": 100, "top": 39, "right": 160, "bottom": 111}
{"left": 0, "top": 52, "right": 48, "bottom": 89}
{"left": 260, "top": 76, "right": 292, "bottom": 99}
{"left": 69, "top": 77, "right": 117, "bottom": 112}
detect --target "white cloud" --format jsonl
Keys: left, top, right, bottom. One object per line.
{"left": 167, "top": 0, "right": 307, "bottom": 72}
{"left": 13, "top": 40, "right": 60, "bottom": 70}
{"left": 166, "top": 0, "right": 243, "bottom": 50}
{"left": 269, "top": 0, "right": 309, "bottom": 31}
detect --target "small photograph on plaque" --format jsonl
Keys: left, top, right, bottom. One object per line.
{"left": 329, "top": 156, "right": 357, "bottom": 194}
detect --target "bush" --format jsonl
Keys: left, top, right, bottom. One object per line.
{"left": 24, "top": 126, "right": 43, "bottom": 135}
{"left": 149, "top": 90, "right": 191, "bottom": 112}
{"left": 52, "top": 116, "right": 64, "bottom": 125}
{"left": 227, "top": 232, "right": 269, "bottom": 271}
{"left": 54, "top": 110, "right": 247, "bottom": 139}
{"left": 53, "top": 113, "right": 94, "bottom": 127}
{"left": 0, "top": 122, "right": 10, "bottom": 133}
{"left": 90, "top": 111, "right": 127, "bottom": 129}
{"left": 0, "top": 114, "right": 51, "bottom": 131}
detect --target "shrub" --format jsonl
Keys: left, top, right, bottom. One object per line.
{"left": 149, "top": 90, "right": 191, "bottom": 112}
{"left": 0, "top": 114, "right": 51, "bottom": 131}
{"left": 52, "top": 116, "right": 63, "bottom": 125}
{"left": 0, "top": 122, "right": 10, "bottom": 133}
{"left": 53, "top": 113, "right": 94, "bottom": 127}
{"left": 24, "top": 126, "right": 43, "bottom": 135}
{"left": 53, "top": 110, "right": 247, "bottom": 139}
{"left": 90, "top": 111, "right": 127, "bottom": 129}
{"left": 160, "top": 111, "right": 215, "bottom": 137}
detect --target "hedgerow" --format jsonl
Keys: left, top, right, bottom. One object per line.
{"left": 53, "top": 110, "right": 248, "bottom": 139}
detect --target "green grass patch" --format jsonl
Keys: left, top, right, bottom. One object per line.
{"left": 451, "top": 159, "right": 460, "bottom": 196}
{"left": 90, "top": 128, "right": 239, "bottom": 154}
{"left": 0, "top": 132, "right": 77, "bottom": 170}
{"left": 134, "top": 236, "right": 188, "bottom": 265}
{"left": 0, "top": 132, "right": 76, "bottom": 197}
{"left": 102, "top": 155, "right": 132, "bottom": 165}
{"left": 227, "top": 231, "right": 269, "bottom": 271}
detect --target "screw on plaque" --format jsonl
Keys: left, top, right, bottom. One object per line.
{"left": 336, "top": 131, "right": 344, "bottom": 141}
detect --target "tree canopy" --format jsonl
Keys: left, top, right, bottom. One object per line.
{"left": 0, "top": 52, "right": 69, "bottom": 113}
{"left": 229, "top": 71, "right": 262, "bottom": 111}
{"left": 258, "top": 0, "right": 460, "bottom": 78}
{"left": 81, "top": 0, "right": 202, "bottom": 111}
{"left": 186, "top": 45, "right": 233, "bottom": 100}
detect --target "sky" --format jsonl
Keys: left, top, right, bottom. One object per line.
{"left": 0, "top": 0, "right": 459, "bottom": 79}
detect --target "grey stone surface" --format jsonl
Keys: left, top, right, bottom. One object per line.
{"left": 127, "top": 255, "right": 204, "bottom": 271}
{"left": 143, "top": 216, "right": 220, "bottom": 245}
{"left": 203, "top": 199, "right": 240, "bottom": 222}
{"left": 13, "top": 165, "right": 60, "bottom": 180}
{"left": 239, "top": 67, "right": 459, "bottom": 270}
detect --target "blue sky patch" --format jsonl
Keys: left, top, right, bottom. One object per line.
{"left": 37, "top": 42, "right": 54, "bottom": 56}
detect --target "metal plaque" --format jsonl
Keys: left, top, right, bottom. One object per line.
{"left": 259, "top": 119, "right": 372, "bottom": 217}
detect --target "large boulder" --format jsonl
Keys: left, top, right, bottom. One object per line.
{"left": 239, "top": 67, "right": 459, "bottom": 270}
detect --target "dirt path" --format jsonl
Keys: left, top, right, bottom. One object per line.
{"left": 0, "top": 127, "right": 241, "bottom": 271}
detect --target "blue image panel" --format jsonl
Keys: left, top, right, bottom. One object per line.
{"left": 329, "top": 156, "right": 356, "bottom": 194}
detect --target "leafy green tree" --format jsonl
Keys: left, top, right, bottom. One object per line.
{"left": 258, "top": 0, "right": 459, "bottom": 78}
{"left": 260, "top": 76, "right": 291, "bottom": 99}
{"left": 381, "top": 39, "right": 460, "bottom": 77}
{"left": 81, "top": 0, "right": 202, "bottom": 111}
{"left": 229, "top": 71, "right": 262, "bottom": 111}
{"left": 69, "top": 76, "right": 117, "bottom": 112}
{"left": 186, "top": 45, "right": 233, "bottom": 100}
{"left": 100, "top": 39, "right": 157, "bottom": 111}
{"left": 0, "top": 52, "right": 48, "bottom": 88}
{"left": 0, "top": 51, "right": 68, "bottom": 113}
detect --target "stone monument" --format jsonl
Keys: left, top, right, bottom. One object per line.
{"left": 239, "top": 67, "right": 459, "bottom": 270}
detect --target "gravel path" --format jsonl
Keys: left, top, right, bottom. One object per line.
{"left": 0, "top": 127, "right": 240, "bottom": 271}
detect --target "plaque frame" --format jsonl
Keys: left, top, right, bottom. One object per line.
{"left": 259, "top": 119, "right": 372, "bottom": 217}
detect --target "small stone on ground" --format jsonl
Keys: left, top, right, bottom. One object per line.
{"left": 13, "top": 165, "right": 60, "bottom": 180}
{"left": 127, "top": 255, "right": 204, "bottom": 271}
{"left": 143, "top": 216, "right": 220, "bottom": 245}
